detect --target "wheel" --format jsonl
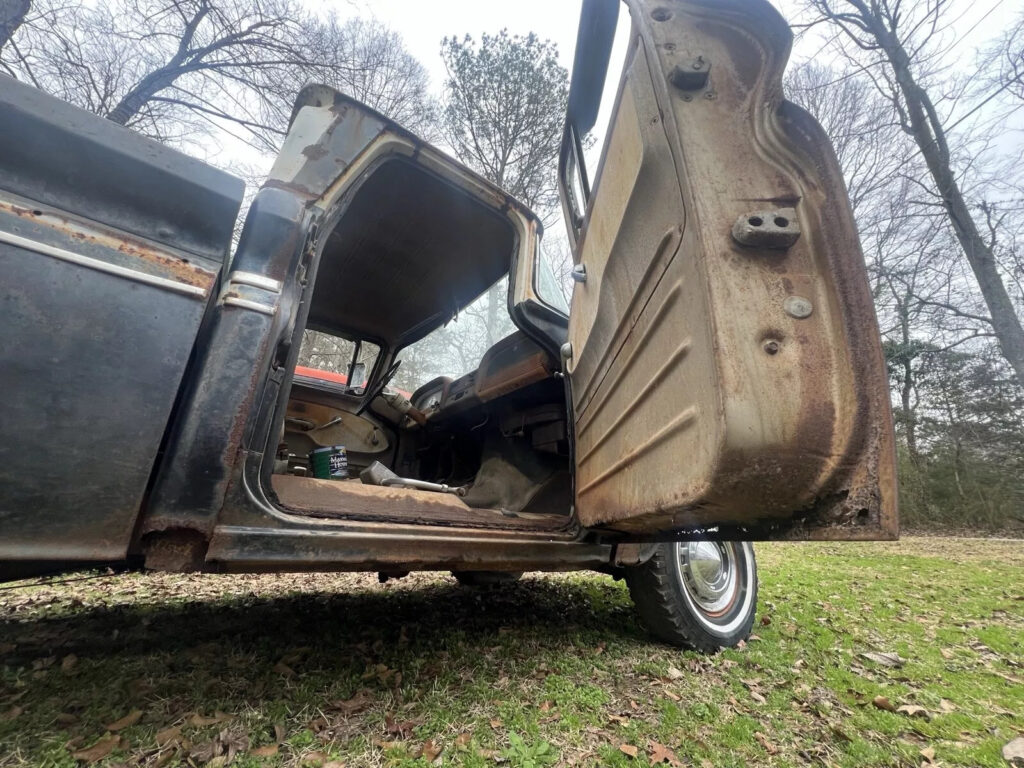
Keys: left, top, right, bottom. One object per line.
{"left": 625, "top": 541, "right": 757, "bottom": 651}
{"left": 451, "top": 570, "right": 523, "bottom": 586}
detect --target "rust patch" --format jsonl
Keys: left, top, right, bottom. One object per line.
{"left": 1, "top": 198, "right": 216, "bottom": 288}
{"left": 302, "top": 143, "right": 329, "bottom": 160}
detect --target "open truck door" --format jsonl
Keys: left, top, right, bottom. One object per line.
{"left": 561, "top": 0, "right": 897, "bottom": 539}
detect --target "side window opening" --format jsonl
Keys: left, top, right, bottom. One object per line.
{"left": 296, "top": 330, "right": 380, "bottom": 392}
{"left": 561, "top": 1, "right": 633, "bottom": 238}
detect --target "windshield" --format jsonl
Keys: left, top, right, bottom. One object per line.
{"left": 392, "top": 276, "right": 517, "bottom": 393}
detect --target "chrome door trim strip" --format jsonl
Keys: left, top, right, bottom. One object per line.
{"left": 0, "top": 229, "right": 208, "bottom": 298}
{"left": 229, "top": 271, "right": 282, "bottom": 293}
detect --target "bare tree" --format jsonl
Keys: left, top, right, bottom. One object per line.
{"left": 2, "top": 1, "right": 438, "bottom": 159}
{"left": 800, "top": 0, "right": 1024, "bottom": 386}
{"left": 258, "top": 15, "right": 437, "bottom": 151}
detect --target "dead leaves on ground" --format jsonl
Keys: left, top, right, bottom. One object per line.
{"left": 617, "top": 740, "right": 683, "bottom": 766}
{"left": 71, "top": 735, "right": 121, "bottom": 763}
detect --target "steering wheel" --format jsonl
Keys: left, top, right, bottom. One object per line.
{"left": 356, "top": 359, "right": 402, "bottom": 416}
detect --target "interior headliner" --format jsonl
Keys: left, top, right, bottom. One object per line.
{"left": 308, "top": 158, "right": 516, "bottom": 347}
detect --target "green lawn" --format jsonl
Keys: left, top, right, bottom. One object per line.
{"left": 1, "top": 538, "right": 1021, "bottom": 767}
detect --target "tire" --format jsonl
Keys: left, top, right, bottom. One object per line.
{"left": 625, "top": 541, "right": 757, "bottom": 651}
{"left": 451, "top": 570, "right": 523, "bottom": 586}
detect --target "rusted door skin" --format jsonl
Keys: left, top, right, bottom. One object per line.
{"left": 563, "top": 0, "right": 898, "bottom": 540}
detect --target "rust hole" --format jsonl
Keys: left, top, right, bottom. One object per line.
{"left": 856, "top": 507, "right": 870, "bottom": 523}
{"left": 663, "top": 42, "right": 676, "bottom": 51}
{"left": 774, "top": 216, "right": 789, "bottom": 227}
{"left": 651, "top": 7, "right": 672, "bottom": 21}
{"left": 32, "top": 210, "right": 42, "bottom": 216}
{"left": 748, "top": 216, "right": 764, "bottom": 227}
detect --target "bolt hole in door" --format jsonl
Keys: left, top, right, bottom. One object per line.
{"left": 747, "top": 216, "right": 764, "bottom": 227}
{"left": 774, "top": 216, "right": 789, "bottom": 227}
{"left": 651, "top": 7, "right": 672, "bottom": 21}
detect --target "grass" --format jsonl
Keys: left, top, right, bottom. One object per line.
{"left": 1, "top": 537, "right": 1021, "bottom": 767}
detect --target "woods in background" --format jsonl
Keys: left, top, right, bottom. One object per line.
{"left": 1, "top": 0, "right": 1021, "bottom": 528}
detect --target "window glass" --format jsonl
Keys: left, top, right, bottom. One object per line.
{"left": 296, "top": 331, "right": 380, "bottom": 391}
{"left": 392, "top": 276, "right": 517, "bottom": 394}
{"left": 580, "top": 6, "right": 632, "bottom": 191}
{"left": 535, "top": 237, "right": 571, "bottom": 313}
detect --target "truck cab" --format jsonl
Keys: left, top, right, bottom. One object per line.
{"left": 0, "top": 0, "right": 896, "bottom": 650}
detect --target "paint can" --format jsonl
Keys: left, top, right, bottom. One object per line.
{"left": 309, "top": 445, "right": 348, "bottom": 480}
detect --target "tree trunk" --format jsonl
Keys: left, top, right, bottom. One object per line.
{"left": 876, "top": 25, "right": 1024, "bottom": 386}
{"left": 0, "top": 0, "right": 30, "bottom": 51}
{"left": 899, "top": 333, "right": 918, "bottom": 461}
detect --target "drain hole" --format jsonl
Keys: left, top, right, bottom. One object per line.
{"left": 774, "top": 216, "right": 789, "bottom": 227}
{"left": 747, "top": 216, "right": 763, "bottom": 227}
{"left": 651, "top": 7, "right": 672, "bottom": 21}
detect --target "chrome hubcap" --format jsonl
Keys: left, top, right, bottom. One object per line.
{"left": 677, "top": 541, "right": 737, "bottom": 615}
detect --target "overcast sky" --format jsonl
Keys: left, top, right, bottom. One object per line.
{"left": 218, "top": 0, "right": 1017, "bottom": 179}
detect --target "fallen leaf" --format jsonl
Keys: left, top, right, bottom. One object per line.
{"left": 750, "top": 691, "right": 767, "bottom": 704}
{"left": 663, "top": 690, "right": 681, "bottom": 702}
{"left": 61, "top": 654, "right": 78, "bottom": 673}
{"left": 57, "top": 713, "right": 78, "bottom": 725}
{"left": 251, "top": 744, "right": 279, "bottom": 757}
{"left": 420, "top": 739, "right": 442, "bottom": 761}
{"left": 454, "top": 733, "right": 471, "bottom": 748}
{"left": 384, "top": 713, "right": 421, "bottom": 739}
{"left": 105, "top": 710, "right": 142, "bottom": 732}
{"left": 323, "top": 762, "right": 346, "bottom": 768}
{"left": 1003, "top": 736, "right": 1024, "bottom": 765}
{"left": 301, "top": 750, "right": 328, "bottom": 765}
{"left": 938, "top": 699, "right": 956, "bottom": 713}
{"left": 860, "top": 651, "right": 905, "bottom": 668}
{"left": 72, "top": 736, "right": 120, "bottom": 763}
{"left": 665, "top": 666, "right": 684, "bottom": 680}
{"left": 154, "top": 726, "right": 181, "bottom": 747}
{"left": 760, "top": 615, "right": 772, "bottom": 626}
{"left": 2, "top": 706, "right": 23, "bottom": 721}
{"left": 872, "top": 695, "right": 896, "bottom": 712}
{"left": 920, "top": 746, "right": 936, "bottom": 763}
{"left": 620, "top": 744, "right": 639, "bottom": 758}
{"left": 273, "top": 661, "right": 297, "bottom": 678}
{"left": 372, "top": 738, "right": 404, "bottom": 750}
{"left": 754, "top": 732, "right": 779, "bottom": 754}
{"left": 648, "top": 741, "right": 682, "bottom": 766}
{"left": 897, "top": 704, "right": 931, "bottom": 720}
{"left": 274, "top": 723, "right": 287, "bottom": 742}
{"left": 940, "top": 648, "right": 955, "bottom": 660}
{"left": 329, "top": 690, "right": 373, "bottom": 716}
{"left": 489, "top": 718, "right": 503, "bottom": 729}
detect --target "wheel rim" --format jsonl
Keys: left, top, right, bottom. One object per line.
{"left": 673, "top": 541, "right": 754, "bottom": 636}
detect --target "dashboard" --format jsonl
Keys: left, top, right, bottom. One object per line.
{"left": 411, "top": 332, "right": 554, "bottom": 420}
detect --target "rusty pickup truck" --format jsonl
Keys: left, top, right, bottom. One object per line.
{"left": 0, "top": 0, "right": 896, "bottom": 650}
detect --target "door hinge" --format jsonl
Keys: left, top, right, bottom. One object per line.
{"left": 571, "top": 264, "right": 587, "bottom": 283}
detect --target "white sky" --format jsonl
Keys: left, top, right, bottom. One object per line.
{"left": 216, "top": 0, "right": 1018, "bottom": 182}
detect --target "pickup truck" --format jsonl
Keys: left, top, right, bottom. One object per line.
{"left": 0, "top": 0, "right": 896, "bottom": 651}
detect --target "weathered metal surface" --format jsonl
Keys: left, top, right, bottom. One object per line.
{"left": 140, "top": 189, "right": 308, "bottom": 540}
{"left": 0, "top": 77, "right": 241, "bottom": 564}
{"left": 0, "top": 76, "right": 241, "bottom": 261}
{"left": 563, "top": 0, "right": 897, "bottom": 540}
